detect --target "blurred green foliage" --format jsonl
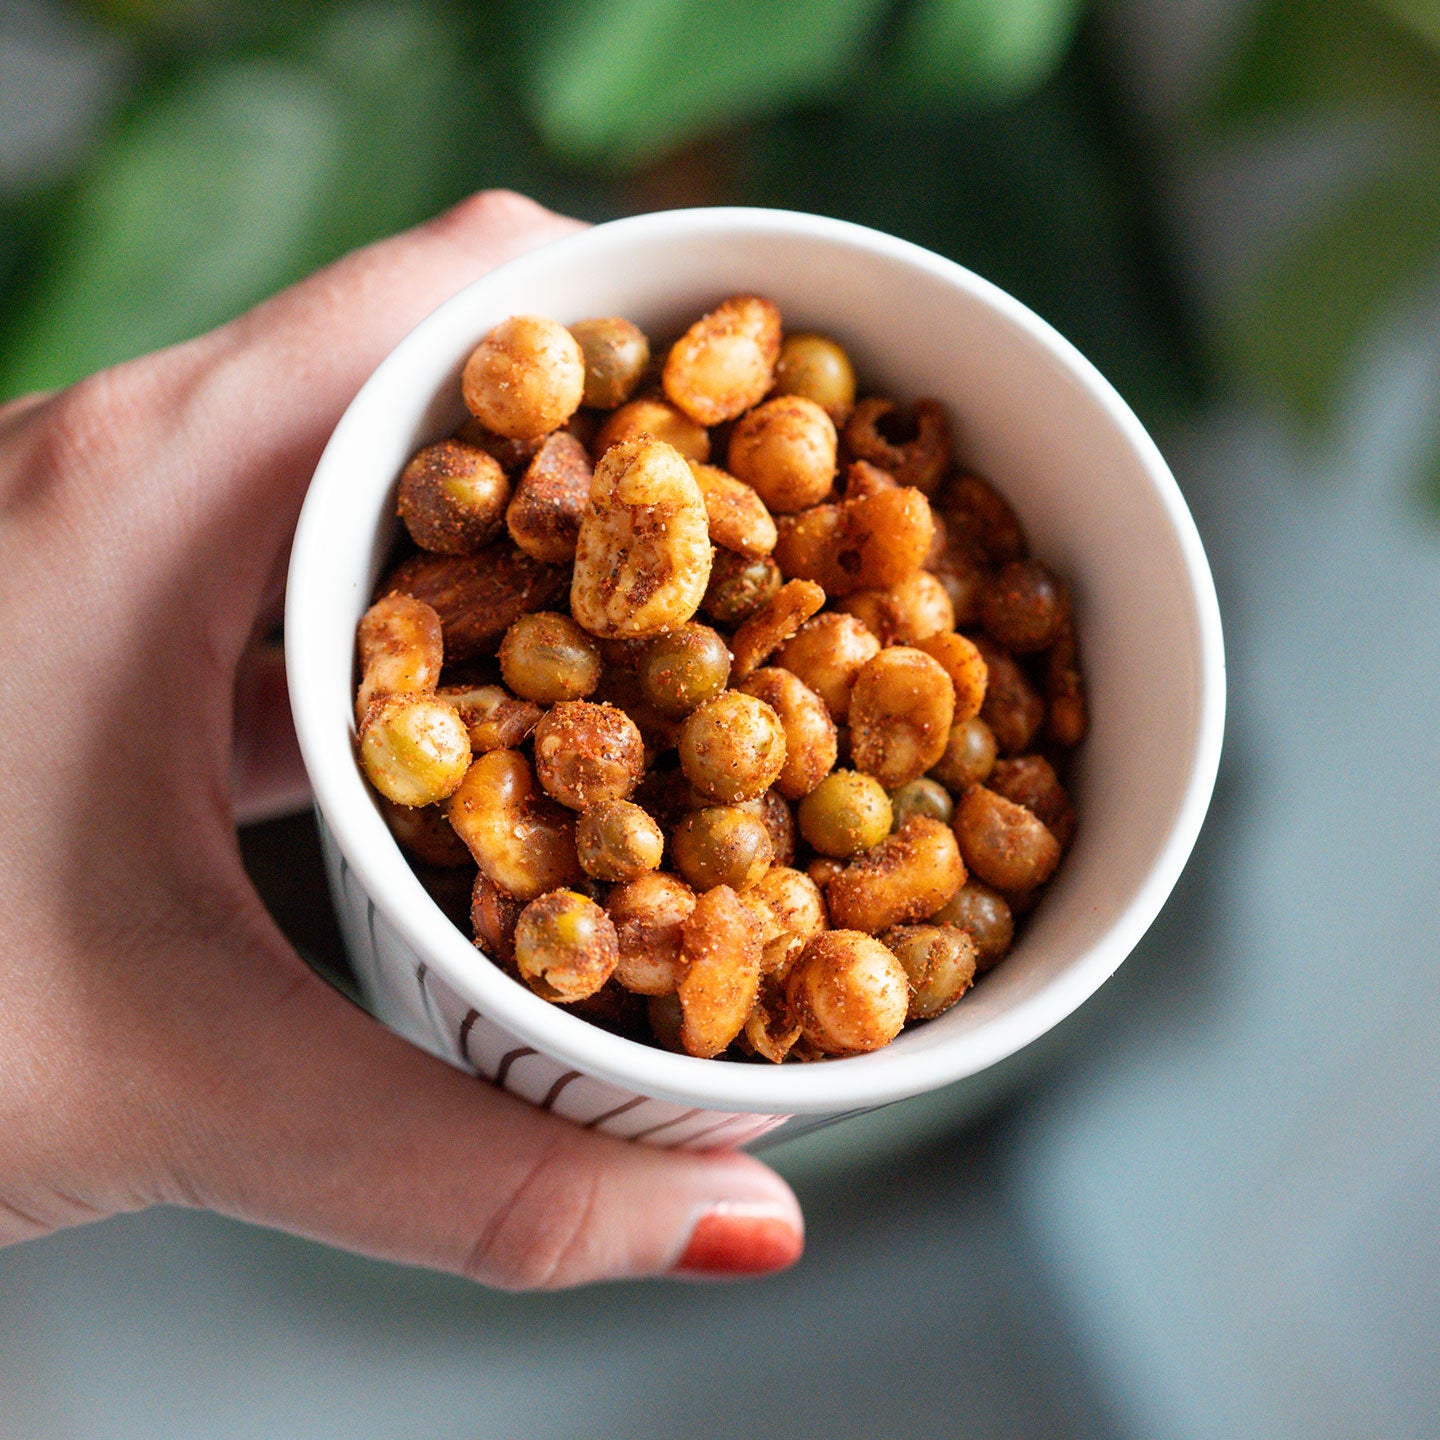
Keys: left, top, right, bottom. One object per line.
{"left": 0, "top": 0, "right": 1199, "bottom": 425}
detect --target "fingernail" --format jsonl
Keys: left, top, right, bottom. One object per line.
{"left": 671, "top": 1202, "right": 804, "bottom": 1278}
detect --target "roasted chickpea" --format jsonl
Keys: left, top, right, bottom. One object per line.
{"left": 702, "top": 549, "right": 783, "bottom": 625}
{"left": 498, "top": 611, "right": 601, "bottom": 703}
{"left": 989, "top": 755, "right": 1075, "bottom": 850}
{"left": 576, "top": 798, "right": 665, "bottom": 882}
{"left": 836, "top": 485, "right": 936, "bottom": 592}
{"left": 754, "top": 788, "right": 797, "bottom": 867}
{"left": 358, "top": 692, "right": 471, "bottom": 808}
{"left": 377, "top": 795, "right": 472, "bottom": 867}
{"left": 663, "top": 294, "right": 782, "bottom": 426}
{"left": 752, "top": 866, "right": 827, "bottom": 979}
{"left": 1045, "top": 620, "right": 1088, "bottom": 748}
{"left": 839, "top": 570, "right": 954, "bottom": 647}
{"left": 787, "top": 931, "right": 908, "bottom": 1055}
{"left": 569, "top": 316, "right": 651, "bottom": 409}
{"left": 438, "top": 683, "right": 543, "bottom": 752}
{"left": 741, "top": 979, "right": 804, "bottom": 1064}
{"left": 355, "top": 594, "right": 443, "bottom": 722}
{"left": 678, "top": 691, "right": 787, "bottom": 803}
{"left": 727, "top": 396, "right": 838, "bottom": 513}
{"left": 882, "top": 924, "right": 977, "bottom": 1019}
{"left": 454, "top": 416, "right": 544, "bottom": 474}
{"left": 926, "top": 511, "right": 990, "bottom": 626}
{"left": 975, "top": 637, "right": 1045, "bottom": 755}
{"left": 593, "top": 396, "right": 710, "bottom": 463}
{"left": 672, "top": 806, "right": 774, "bottom": 892}
{"left": 471, "top": 872, "right": 525, "bottom": 964}
{"left": 447, "top": 749, "right": 581, "bottom": 900}
{"left": 806, "top": 856, "right": 846, "bottom": 888}
{"left": 849, "top": 647, "right": 956, "bottom": 789}
{"left": 678, "top": 885, "right": 763, "bottom": 1057}
{"left": 916, "top": 630, "right": 988, "bottom": 721}
{"left": 739, "top": 667, "right": 837, "bottom": 799}
{"left": 462, "top": 315, "right": 585, "bottom": 440}
{"left": 771, "top": 332, "right": 856, "bottom": 423}
{"left": 939, "top": 471, "right": 1027, "bottom": 566}
{"left": 888, "top": 777, "right": 954, "bottom": 830}
{"left": 953, "top": 785, "right": 1062, "bottom": 893}
{"left": 775, "top": 612, "right": 881, "bottom": 721}
{"left": 533, "top": 701, "right": 645, "bottom": 809}
{"left": 797, "top": 769, "right": 893, "bottom": 857}
{"left": 637, "top": 623, "right": 732, "bottom": 717}
{"left": 730, "top": 579, "right": 826, "bottom": 682}
{"left": 689, "top": 462, "right": 778, "bottom": 557}
{"left": 931, "top": 715, "right": 998, "bottom": 791}
{"left": 825, "top": 816, "right": 964, "bottom": 934}
{"left": 843, "top": 396, "right": 951, "bottom": 494}
{"left": 771, "top": 502, "right": 847, "bottom": 593}
{"left": 514, "top": 889, "right": 618, "bottom": 1002}
{"left": 930, "top": 881, "right": 1014, "bottom": 971}
{"left": 504, "top": 431, "right": 593, "bottom": 564}
{"left": 397, "top": 439, "right": 509, "bottom": 555}
{"left": 571, "top": 437, "right": 712, "bottom": 638}
{"left": 607, "top": 871, "right": 695, "bottom": 995}
{"left": 980, "top": 558, "right": 1069, "bottom": 653}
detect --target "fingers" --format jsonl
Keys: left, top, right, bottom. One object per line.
{"left": 232, "top": 639, "right": 311, "bottom": 825}
{"left": 161, "top": 932, "right": 803, "bottom": 1289}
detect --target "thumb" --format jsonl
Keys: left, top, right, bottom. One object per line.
{"left": 164, "top": 935, "right": 804, "bottom": 1289}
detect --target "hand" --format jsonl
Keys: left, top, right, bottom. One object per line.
{"left": 0, "top": 191, "right": 803, "bottom": 1287}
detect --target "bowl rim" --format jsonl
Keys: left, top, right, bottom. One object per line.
{"left": 286, "top": 204, "right": 1226, "bottom": 1114}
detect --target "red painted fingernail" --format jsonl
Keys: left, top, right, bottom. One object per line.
{"left": 673, "top": 1204, "right": 804, "bottom": 1278}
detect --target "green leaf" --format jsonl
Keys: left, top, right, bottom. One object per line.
{"left": 886, "top": 0, "right": 1086, "bottom": 106}
{"left": 512, "top": 0, "right": 887, "bottom": 168}
{"left": 1222, "top": 155, "right": 1440, "bottom": 420}
{"left": 1203, "top": 0, "right": 1440, "bottom": 134}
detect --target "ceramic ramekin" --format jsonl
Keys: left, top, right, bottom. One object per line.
{"left": 286, "top": 206, "right": 1225, "bottom": 1150}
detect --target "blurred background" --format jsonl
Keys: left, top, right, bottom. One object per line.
{"left": 3, "top": 0, "right": 1439, "bottom": 1435}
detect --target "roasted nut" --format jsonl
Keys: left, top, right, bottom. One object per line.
{"left": 772, "top": 502, "right": 847, "bottom": 592}
{"left": 462, "top": 315, "right": 585, "bottom": 440}
{"left": 356, "top": 594, "right": 443, "bottom": 722}
{"left": 447, "top": 749, "right": 581, "bottom": 899}
{"left": 752, "top": 866, "right": 827, "bottom": 979}
{"left": 608, "top": 871, "right": 696, "bottom": 995}
{"left": 569, "top": 316, "right": 651, "bottom": 409}
{"left": 533, "top": 701, "right": 645, "bottom": 809}
{"left": 438, "top": 683, "right": 543, "bottom": 752}
{"left": 974, "top": 637, "right": 1045, "bottom": 755}
{"left": 843, "top": 397, "right": 951, "bottom": 494}
{"left": 849, "top": 647, "right": 956, "bottom": 789}
{"left": 730, "top": 579, "right": 826, "bottom": 682}
{"left": 775, "top": 612, "right": 881, "bottom": 721}
{"left": 916, "top": 631, "right": 988, "bottom": 721}
{"left": 637, "top": 622, "right": 732, "bottom": 717}
{"left": 739, "top": 668, "right": 837, "bottom": 799}
{"left": 742, "top": 980, "right": 804, "bottom": 1064}
{"left": 571, "top": 437, "right": 712, "bottom": 638}
{"left": 797, "top": 769, "right": 893, "bottom": 857}
{"left": 882, "top": 924, "right": 977, "bottom": 1019}
{"left": 397, "top": 439, "right": 509, "bottom": 555}
{"left": 839, "top": 570, "right": 954, "bottom": 646}
{"left": 663, "top": 295, "right": 782, "bottom": 425}
{"left": 1045, "top": 619, "right": 1088, "bottom": 747}
{"left": 939, "top": 471, "right": 1027, "bottom": 566}
{"left": 825, "top": 816, "right": 964, "bottom": 933}
{"left": 678, "top": 691, "right": 787, "bottom": 803}
{"left": 787, "top": 931, "right": 908, "bottom": 1055}
{"left": 727, "top": 395, "right": 838, "bottom": 513}
{"left": 930, "top": 880, "right": 1014, "bottom": 971}
{"left": 989, "top": 755, "right": 1076, "bottom": 849}
{"left": 931, "top": 715, "right": 998, "bottom": 791}
{"left": 672, "top": 805, "right": 774, "bottom": 892}
{"left": 771, "top": 332, "right": 856, "bottom": 424}
{"left": 953, "top": 784, "right": 1062, "bottom": 892}
{"left": 383, "top": 542, "right": 567, "bottom": 661}
{"left": 498, "top": 611, "right": 602, "bottom": 703}
{"left": 980, "top": 558, "right": 1069, "bottom": 653}
{"left": 678, "top": 885, "right": 763, "bottom": 1057}
{"left": 689, "top": 462, "right": 778, "bottom": 556}
{"left": 752, "top": 788, "right": 796, "bottom": 867}
{"left": 888, "top": 777, "right": 954, "bottom": 830}
{"left": 472, "top": 872, "right": 525, "bottom": 964}
{"left": 593, "top": 395, "right": 710, "bottom": 463}
{"left": 514, "top": 889, "right": 618, "bottom": 1002}
{"left": 377, "top": 794, "right": 472, "bottom": 867}
{"left": 702, "top": 549, "right": 783, "bottom": 625}
{"left": 358, "top": 692, "right": 471, "bottom": 808}
{"left": 806, "top": 856, "right": 846, "bottom": 888}
{"left": 576, "top": 799, "right": 665, "bottom": 881}
{"left": 773, "top": 486, "right": 933, "bottom": 598}
{"left": 505, "top": 431, "right": 594, "bottom": 564}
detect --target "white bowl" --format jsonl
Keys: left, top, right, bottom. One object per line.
{"left": 286, "top": 206, "right": 1225, "bottom": 1149}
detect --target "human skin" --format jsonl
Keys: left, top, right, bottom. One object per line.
{"left": 0, "top": 191, "right": 803, "bottom": 1287}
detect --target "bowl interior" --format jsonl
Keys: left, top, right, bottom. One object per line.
{"left": 287, "top": 208, "right": 1223, "bottom": 1114}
